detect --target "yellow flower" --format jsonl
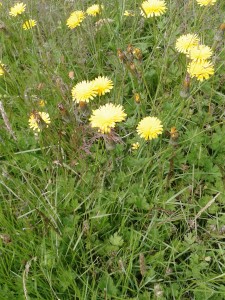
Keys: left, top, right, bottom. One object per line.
{"left": 124, "top": 10, "right": 135, "bottom": 16}
{"left": 187, "top": 60, "right": 214, "bottom": 81}
{"left": 90, "top": 103, "right": 127, "bottom": 133}
{"left": 9, "top": 2, "right": 26, "bottom": 16}
{"left": 131, "top": 142, "right": 140, "bottom": 150}
{"left": 72, "top": 80, "right": 97, "bottom": 103}
{"left": 92, "top": 76, "right": 113, "bottom": 96}
{"left": 28, "top": 111, "right": 51, "bottom": 132}
{"left": 196, "top": 0, "right": 217, "bottom": 6}
{"left": 175, "top": 34, "right": 200, "bottom": 54}
{"left": 137, "top": 116, "right": 163, "bottom": 140}
{"left": 86, "top": 4, "right": 103, "bottom": 16}
{"left": 66, "top": 11, "right": 85, "bottom": 29}
{"left": 22, "top": 19, "right": 37, "bottom": 30}
{"left": 0, "top": 62, "right": 5, "bottom": 76}
{"left": 140, "top": 0, "right": 167, "bottom": 18}
{"left": 188, "top": 45, "right": 213, "bottom": 62}
{"left": 134, "top": 93, "right": 141, "bottom": 103}
{"left": 38, "top": 100, "right": 46, "bottom": 107}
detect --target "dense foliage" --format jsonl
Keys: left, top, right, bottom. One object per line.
{"left": 0, "top": 0, "right": 225, "bottom": 299}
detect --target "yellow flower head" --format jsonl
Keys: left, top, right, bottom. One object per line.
{"left": 175, "top": 34, "right": 200, "bottom": 54}
{"left": 134, "top": 93, "right": 141, "bottom": 103}
{"left": 188, "top": 45, "right": 213, "bottom": 62}
{"left": 38, "top": 100, "right": 46, "bottom": 107}
{"left": 140, "top": 0, "right": 167, "bottom": 18}
{"left": 131, "top": 142, "right": 140, "bottom": 150}
{"left": 66, "top": 11, "right": 85, "bottom": 29}
{"left": 187, "top": 60, "right": 214, "bottom": 81}
{"left": 90, "top": 103, "right": 127, "bottom": 133}
{"left": 86, "top": 4, "right": 103, "bottom": 16}
{"left": 0, "top": 62, "right": 5, "bottom": 76}
{"left": 137, "top": 116, "right": 163, "bottom": 140}
{"left": 196, "top": 0, "right": 217, "bottom": 6}
{"left": 9, "top": 2, "right": 26, "bottom": 16}
{"left": 124, "top": 10, "right": 135, "bottom": 16}
{"left": 23, "top": 19, "right": 37, "bottom": 30}
{"left": 28, "top": 111, "right": 51, "bottom": 132}
{"left": 72, "top": 80, "right": 97, "bottom": 103}
{"left": 92, "top": 76, "right": 114, "bottom": 96}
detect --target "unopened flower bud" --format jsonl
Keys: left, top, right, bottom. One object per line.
{"left": 133, "top": 48, "right": 142, "bottom": 60}
{"left": 134, "top": 93, "right": 140, "bottom": 103}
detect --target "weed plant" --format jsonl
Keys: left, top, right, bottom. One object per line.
{"left": 0, "top": 0, "right": 225, "bottom": 299}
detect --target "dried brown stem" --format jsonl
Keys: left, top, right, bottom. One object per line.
{"left": 0, "top": 101, "right": 17, "bottom": 141}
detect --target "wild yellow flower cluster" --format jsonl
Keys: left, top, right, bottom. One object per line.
{"left": 66, "top": 4, "right": 104, "bottom": 29}
{"left": 70, "top": 77, "right": 163, "bottom": 141}
{"left": 6, "top": 1, "right": 164, "bottom": 142}
{"left": 26, "top": 72, "right": 163, "bottom": 142}
{"left": 7, "top": 0, "right": 219, "bottom": 144}
{"left": 175, "top": 34, "right": 214, "bottom": 81}
{"left": 71, "top": 76, "right": 113, "bottom": 103}
{"left": 90, "top": 104, "right": 163, "bottom": 141}
{"left": 68, "top": 0, "right": 168, "bottom": 29}
{"left": 9, "top": 2, "right": 37, "bottom": 30}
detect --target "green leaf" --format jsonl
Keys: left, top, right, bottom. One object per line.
{"left": 109, "top": 232, "right": 124, "bottom": 247}
{"left": 98, "top": 274, "right": 118, "bottom": 297}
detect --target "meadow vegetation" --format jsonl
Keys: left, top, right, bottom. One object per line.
{"left": 0, "top": 0, "right": 225, "bottom": 299}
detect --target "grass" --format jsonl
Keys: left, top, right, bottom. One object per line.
{"left": 0, "top": 0, "right": 225, "bottom": 299}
